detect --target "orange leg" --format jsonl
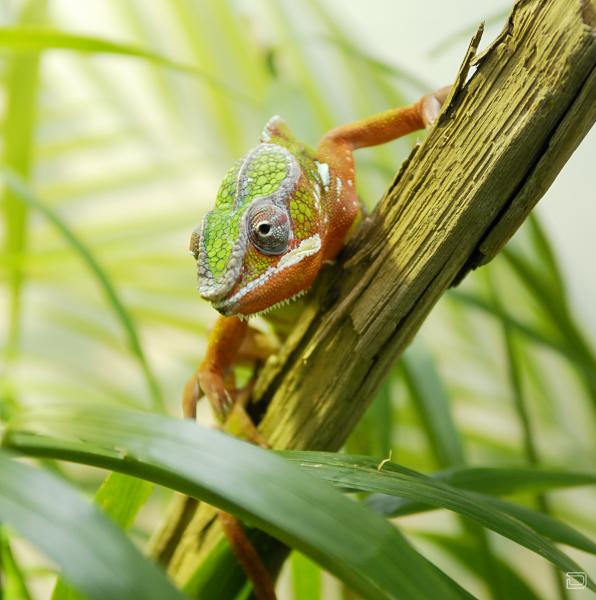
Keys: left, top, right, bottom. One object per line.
{"left": 182, "top": 316, "right": 278, "bottom": 599}
{"left": 183, "top": 315, "right": 248, "bottom": 421}
{"left": 316, "top": 85, "right": 450, "bottom": 178}
{"left": 219, "top": 513, "right": 277, "bottom": 600}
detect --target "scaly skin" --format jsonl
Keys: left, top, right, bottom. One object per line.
{"left": 185, "top": 86, "right": 450, "bottom": 600}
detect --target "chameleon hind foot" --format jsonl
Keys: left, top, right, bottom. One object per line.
{"left": 219, "top": 512, "right": 277, "bottom": 600}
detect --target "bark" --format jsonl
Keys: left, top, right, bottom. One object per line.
{"left": 149, "top": 0, "right": 596, "bottom": 590}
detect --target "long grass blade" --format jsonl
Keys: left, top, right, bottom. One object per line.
{"left": 502, "top": 247, "right": 596, "bottom": 407}
{"left": 0, "top": 169, "right": 162, "bottom": 411}
{"left": 283, "top": 453, "right": 596, "bottom": 583}
{"left": 401, "top": 344, "right": 465, "bottom": 468}
{"left": 291, "top": 551, "right": 322, "bottom": 600}
{"left": 0, "top": 527, "right": 34, "bottom": 600}
{"left": 51, "top": 472, "right": 153, "bottom": 600}
{"left": 420, "top": 532, "right": 542, "bottom": 600}
{"left": 0, "top": 25, "right": 255, "bottom": 105}
{"left": 1, "top": 0, "right": 46, "bottom": 394}
{"left": 400, "top": 342, "right": 502, "bottom": 598}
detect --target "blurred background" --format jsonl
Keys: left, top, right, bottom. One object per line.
{"left": 1, "top": 0, "right": 594, "bottom": 598}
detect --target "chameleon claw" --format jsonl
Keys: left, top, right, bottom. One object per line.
{"left": 217, "top": 389, "right": 235, "bottom": 422}
{"left": 182, "top": 374, "right": 203, "bottom": 420}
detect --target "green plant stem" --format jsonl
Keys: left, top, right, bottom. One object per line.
{"left": 1, "top": 170, "right": 163, "bottom": 411}
{"left": 2, "top": 0, "right": 46, "bottom": 374}
{"left": 486, "top": 267, "right": 568, "bottom": 600}
{"left": 401, "top": 346, "right": 504, "bottom": 599}
{"left": 0, "top": 526, "right": 34, "bottom": 600}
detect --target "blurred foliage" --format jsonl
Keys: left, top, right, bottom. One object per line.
{"left": 0, "top": 0, "right": 594, "bottom": 599}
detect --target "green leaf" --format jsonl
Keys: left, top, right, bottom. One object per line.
{"left": 181, "top": 536, "right": 253, "bottom": 600}
{"left": 346, "top": 379, "right": 393, "bottom": 457}
{"left": 502, "top": 247, "right": 596, "bottom": 406}
{"left": 51, "top": 473, "right": 153, "bottom": 600}
{"left": 485, "top": 266, "right": 541, "bottom": 463}
{"left": 0, "top": 168, "right": 162, "bottom": 411}
{"left": 0, "top": 26, "right": 254, "bottom": 105}
{"left": 450, "top": 285, "right": 596, "bottom": 405}
{"left": 1, "top": 0, "right": 46, "bottom": 396}
{"left": 431, "top": 466, "right": 596, "bottom": 496}
{"left": 291, "top": 551, "right": 322, "bottom": 600}
{"left": 449, "top": 290, "right": 567, "bottom": 355}
{"left": 95, "top": 472, "right": 153, "bottom": 529}
{"left": 4, "top": 403, "right": 473, "bottom": 600}
{"left": 421, "top": 532, "right": 542, "bottom": 600}
{"left": 182, "top": 528, "right": 287, "bottom": 599}
{"left": 401, "top": 344, "right": 465, "bottom": 468}
{"left": 526, "top": 215, "right": 567, "bottom": 301}
{"left": 282, "top": 453, "right": 596, "bottom": 589}
{"left": 0, "top": 527, "right": 34, "bottom": 600}
{"left": 0, "top": 450, "right": 183, "bottom": 600}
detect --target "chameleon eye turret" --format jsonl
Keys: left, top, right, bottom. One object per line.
{"left": 248, "top": 200, "right": 291, "bottom": 255}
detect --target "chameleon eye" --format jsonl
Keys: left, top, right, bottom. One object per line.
{"left": 257, "top": 222, "right": 271, "bottom": 236}
{"left": 249, "top": 204, "right": 290, "bottom": 255}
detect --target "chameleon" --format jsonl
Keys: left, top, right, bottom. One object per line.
{"left": 183, "top": 86, "right": 450, "bottom": 599}
{"left": 184, "top": 84, "right": 450, "bottom": 427}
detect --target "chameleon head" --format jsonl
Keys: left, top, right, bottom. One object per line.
{"left": 190, "top": 119, "right": 325, "bottom": 317}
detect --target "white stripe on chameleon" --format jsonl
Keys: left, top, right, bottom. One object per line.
{"left": 312, "top": 181, "right": 321, "bottom": 210}
{"left": 316, "top": 161, "right": 330, "bottom": 190}
{"left": 214, "top": 234, "right": 321, "bottom": 311}
{"left": 277, "top": 233, "right": 321, "bottom": 270}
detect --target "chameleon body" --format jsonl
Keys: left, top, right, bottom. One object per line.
{"left": 186, "top": 85, "right": 449, "bottom": 423}
{"left": 185, "top": 86, "right": 450, "bottom": 600}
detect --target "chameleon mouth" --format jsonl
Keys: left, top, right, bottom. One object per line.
{"left": 212, "top": 233, "right": 321, "bottom": 316}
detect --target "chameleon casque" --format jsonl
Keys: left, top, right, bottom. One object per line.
{"left": 184, "top": 86, "right": 449, "bottom": 599}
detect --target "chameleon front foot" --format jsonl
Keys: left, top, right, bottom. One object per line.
{"left": 182, "top": 367, "right": 234, "bottom": 421}
{"left": 183, "top": 366, "right": 269, "bottom": 444}
{"left": 419, "top": 84, "right": 451, "bottom": 128}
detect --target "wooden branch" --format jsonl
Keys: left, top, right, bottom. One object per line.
{"left": 150, "top": 0, "right": 595, "bottom": 587}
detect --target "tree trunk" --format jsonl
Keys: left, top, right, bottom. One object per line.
{"left": 149, "top": 0, "right": 596, "bottom": 590}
